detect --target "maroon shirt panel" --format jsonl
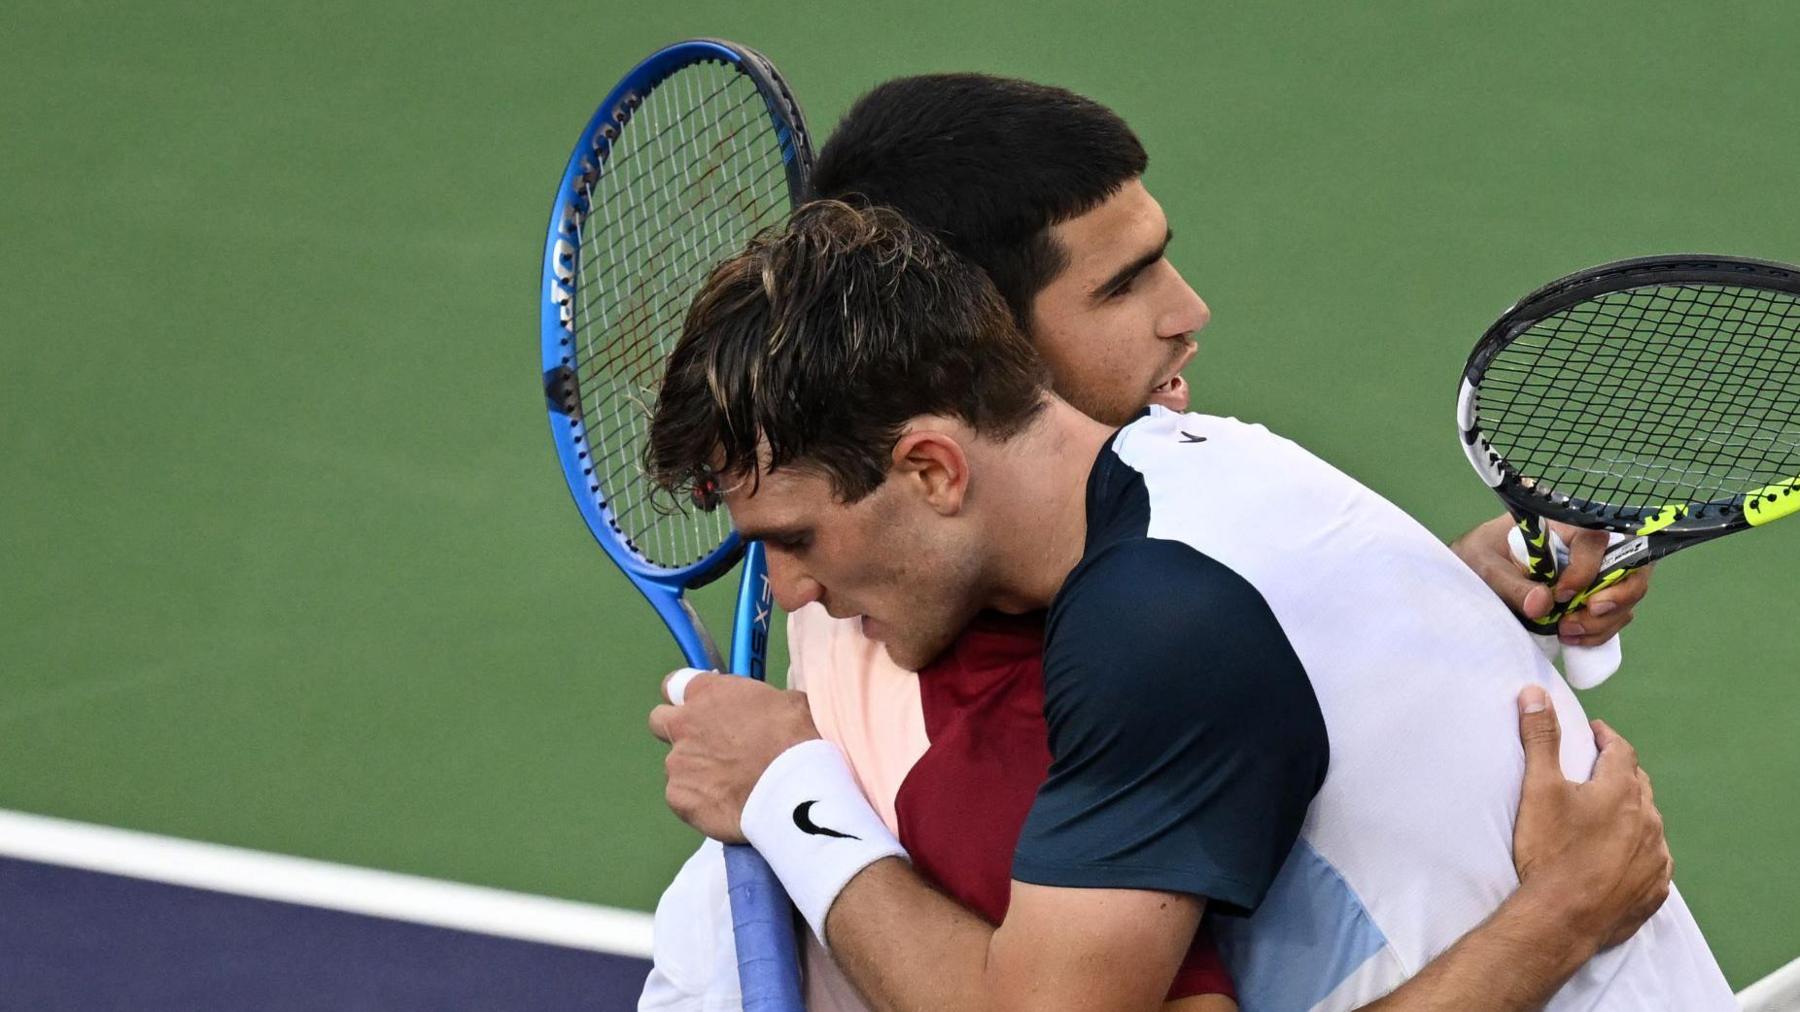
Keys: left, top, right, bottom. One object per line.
{"left": 893, "top": 612, "right": 1234, "bottom": 1001}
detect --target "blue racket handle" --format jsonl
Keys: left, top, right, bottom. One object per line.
{"left": 724, "top": 541, "right": 804, "bottom": 1008}
{"left": 724, "top": 842, "right": 805, "bottom": 1008}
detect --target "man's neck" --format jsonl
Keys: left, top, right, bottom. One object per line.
{"left": 978, "top": 398, "right": 1115, "bottom": 614}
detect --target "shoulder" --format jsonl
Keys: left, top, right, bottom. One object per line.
{"left": 1057, "top": 535, "right": 1280, "bottom": 625}
{"left": 1051, "top": 538, "right": 1298, "bottom": 682}
{"left": 1112, "top": 409, "right": 1296, "bottom": 461}
{"left": 784, "top": 603, "right": 926, "bottom": 835}
{"left": 1086, "top": 411, "right": 1346, "bottom": 558}
{"left": 1045, "top": 538, "right": 1326, "bottom": 770}
{"left": 785, "top": 603, "right": 846, "bottom": 692}
{"left": 1020, "top": 539, "right": 1329, "bottom": 911}
{"left": 786, "top": 603, "right": 910, "bottom": 687}
{"left": 1109, "top": 410, "right": 1343, "bottom": 510}
{"left": 785, "top": 601, "right": 920, "bottom": 723}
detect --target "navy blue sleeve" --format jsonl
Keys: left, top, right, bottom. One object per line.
{"left": 1013, "top": 539, "right": 1329, "bottom": 916}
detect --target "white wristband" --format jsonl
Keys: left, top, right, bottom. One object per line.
{"left": 740, "top": 738, "right": 907, "bottom": 944}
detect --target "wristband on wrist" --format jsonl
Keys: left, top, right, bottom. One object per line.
{"left": 740, "top": 738, "right": 908, "bottom": 943}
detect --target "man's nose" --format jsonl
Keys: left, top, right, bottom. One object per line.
{"left": 1160, "top": 268, "right": 1211, "bottom": 339}
{"left": 766, "top": 551, "right": 822, "bottom": 612}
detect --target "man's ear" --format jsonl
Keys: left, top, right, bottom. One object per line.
{"left": 890, "top": 428, "right": 969, "bottom": 516}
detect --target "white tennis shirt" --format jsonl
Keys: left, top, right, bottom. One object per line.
{"left": 1111, "top": 408, "right": 1732, "bottom": 1010}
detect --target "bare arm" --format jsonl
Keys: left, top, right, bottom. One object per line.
{"left": 650, "top": 672, "right": 1216, "bottom": 1012}
{"left": 652, "top": 676, "right": 1667, "bottom": 1012}
{"left": 1358, "top": 888, "right": 1595, "bottom": 1011}
{"left": 826, "top": 863, "right": 1202, "bottom": 1012}
{"left": 828, "top": 683, "right": 1673, "bottom": 1012}
{"left": 823, "top": 686, "right": 1669, "bottom": 1012}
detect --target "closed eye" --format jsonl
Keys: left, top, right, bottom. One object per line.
{"left": 1106, "top": 270, "right": 1145, "bottom": 299}
{"left": 763, "top": 530, "right": 811, "bottom": 553}
{"left": 1092, "top": 228, "right": 1173, "bottom": 303}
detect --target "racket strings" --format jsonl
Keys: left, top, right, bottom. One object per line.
{"left": 581, "top": 69, "right": 738, "bottom": 566}
{"left": 573, "top": 79, "right": 784, "bottom": 392}
{"left": 581, "top": 98, "right": 774, "bottom": 282}
{"left": 588, "top": 73, "right": 743, "bottom": 185}
{"left": 566, "top": 61, "right": 793, "bottom": 567}
{"left": 580, "top": 82, "right": 789, "bottom": 558}
{"left": 1531, "top": 289, "right": 1800, "bottom": 503}
{"left": 1478, "top": 282, "right": 1800, "bottom": 518}
{"left": 569, "top": 158, "right": 787, "bottom": 381}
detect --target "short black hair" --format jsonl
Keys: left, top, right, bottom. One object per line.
{"left": 809, "top": 73, "right": 1148, "bottom": 326}
{"left": 648, "top": 201, "right": 1048, "bottom": 504}
{"left": 810, "top": 75, "right": 1144, "bottom": 327}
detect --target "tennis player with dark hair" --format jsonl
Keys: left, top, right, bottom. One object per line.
{"left": 639, "top": 75, "right": 1678, "bottom": 1011}
{"left": 808, "top": 73, "right": 1649, "bottom": 628}
{"left": 643, "top": 199, "right": 1731, "bottom": 1011}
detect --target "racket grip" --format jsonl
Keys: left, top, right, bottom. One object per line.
{"left": 723, "top": 842, "right": 805, "bottom": 1010}
{"left": 1505, "top": 526, "right": 1624, "bottom": 689}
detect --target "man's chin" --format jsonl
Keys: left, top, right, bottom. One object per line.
{"left": 861, "top": 616, "right": 951, "bottom": 672}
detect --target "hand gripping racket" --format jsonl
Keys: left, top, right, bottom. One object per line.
{"left": 539, "top": 39, "right": 813, "bottom": 1009}
{"left": 1459, "top": 254, "right": 1800, "bottom": 688}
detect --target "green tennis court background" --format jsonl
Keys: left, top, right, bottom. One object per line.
{"left": 4, "top": 0, "right": 1796, "bottom": 988}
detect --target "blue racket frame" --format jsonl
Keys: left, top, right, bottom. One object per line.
{"left": 539, "top": 38, "right": 810, "bottom": 1011}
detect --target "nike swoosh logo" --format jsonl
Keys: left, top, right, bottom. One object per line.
{"left": 793, "top": 801, "right": 860, "bottom": 840}
{"left": 1179, "top": 430, "right": 1207, "bottom": 443}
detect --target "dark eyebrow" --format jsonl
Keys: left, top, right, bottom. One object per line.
{"left": 736, "top": 522, "right": 809, "bottom": 545}
{"left": 1091, "top": 228, "right": 1174, "bottom": 300}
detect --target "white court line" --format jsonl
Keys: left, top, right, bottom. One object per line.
{"left": 0, "top": 808, "right": 655, "bottom": 959}
{"left": 4, "top": 807, "right": 1792, "bottom": 1005}
{"left": 1739, "top": 954, "right": 1800, "bottom": 1012}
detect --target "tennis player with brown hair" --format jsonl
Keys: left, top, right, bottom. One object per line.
{"left": 639, "top": 75, "right": 1693, "bottom": 1012}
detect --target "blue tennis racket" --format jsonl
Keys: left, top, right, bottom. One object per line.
{"left": 539, "top": 38, "right": 812, "bottom": 1010}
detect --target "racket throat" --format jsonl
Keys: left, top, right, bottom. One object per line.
{"left": 679, "top": 597, "right": 726, "bottom": 671}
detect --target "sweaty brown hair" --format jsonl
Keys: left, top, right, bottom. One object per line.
{"left": 648, "top": 200, "right": 1048, "bottom": 504}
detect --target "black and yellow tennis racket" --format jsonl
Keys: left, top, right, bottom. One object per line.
{"left": 1459, "top": 255, "right": 1800, "bottom": 686}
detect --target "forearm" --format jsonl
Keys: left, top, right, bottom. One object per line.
{"left": 825, "top": 858, "right": 1008, "bottom": 1012}
{"left": 825, "top": 860, "right": 1190, "bottom": 1012}
{"left": 733, "top": 741, "right": 1027, "bottom": 1011}
{"left": 696, "top": 732, "right": 1196, "bottom": 1010}
{"left": 1360, "top": 884, "right": 1597, "bottom": 1011}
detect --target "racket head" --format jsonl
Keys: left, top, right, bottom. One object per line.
{"left": 540, "top": 39, "right": 814, "bottom": 603}
{"left": 1459, "top": 254, "right": 1800, "bottom": 538}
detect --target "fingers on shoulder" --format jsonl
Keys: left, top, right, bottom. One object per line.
{"left": 1591, "top": 719, "right": 1643, "bottom": 786}
{"left": 1516, "top": 686, "right": 1561, "bottom": 744}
